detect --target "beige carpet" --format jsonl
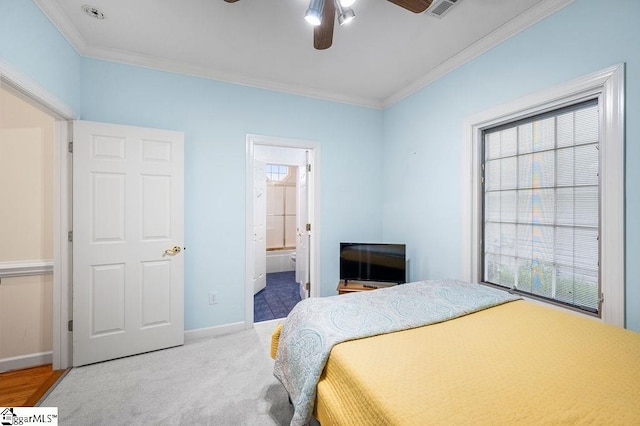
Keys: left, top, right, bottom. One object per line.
{"left": 41, "top": 320, "right": 293, "bottom": 425}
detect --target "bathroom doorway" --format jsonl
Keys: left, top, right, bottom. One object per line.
{"left": 245, "top": 135, "right": 320, "bottom": 325}
{"left": 255, "top": 161, "right": 301, "bottom": 321}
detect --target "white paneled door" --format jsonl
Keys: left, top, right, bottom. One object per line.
{"left": 72, "top": 120, "right": 184, "bottom": 367}
{"left": 296, "top": 154, "right": 310, "bottom": 300}
{"left": 253, "top": 161, "right": 267, "bottom": 295}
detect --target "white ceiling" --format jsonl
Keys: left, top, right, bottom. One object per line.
{"left": 34, "top": 0, "right": 572, "bottom": 108}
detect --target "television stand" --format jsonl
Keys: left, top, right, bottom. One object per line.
{"left": 337, "top": 280, "right": 397, "bottom": 295}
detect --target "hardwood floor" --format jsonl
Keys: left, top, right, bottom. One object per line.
{"left": 0, "top": 365, "right": 65, "bottom": 406}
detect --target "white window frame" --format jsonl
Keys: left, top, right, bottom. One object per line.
{"left": 461, "top": 64, "right": 625, "bottom": 327}
{"left": 266, "top": 163, "right": 291, "bottom": 182}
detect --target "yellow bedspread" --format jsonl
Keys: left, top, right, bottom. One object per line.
{"left": 271, "top": 323, "right": 283, "bottom": 360}
{"left": 315, "top": 300, "right": 640, "bottom": 425}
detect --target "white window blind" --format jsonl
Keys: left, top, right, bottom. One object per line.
{"left": 482, "top": 99, "right": 600, "bottom": 313}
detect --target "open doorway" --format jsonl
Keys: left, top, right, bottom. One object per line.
{"left": 0, "top": 70, "right": 74, "bottom": 373}
{"left": 0, "top": 72, "right": 73, "bottom": 378}
{"left": 245, "top": 135, "right": 320, "bottom": 325}
{"left": 0, "top": 84, "right": 55, "bottom": 372}
{"left": 255, "top": 158, "right": 302, "bottom": 322}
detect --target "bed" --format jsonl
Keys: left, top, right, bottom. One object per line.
{"left": 271, "top": 280, "right": 640, "bottom": 425}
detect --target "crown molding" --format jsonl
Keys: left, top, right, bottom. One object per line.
{"left": 82, "top": 45, "right": 384, "bottom": 109}
{"left": 33, "top": 0, "right": 87, "bottom": 54}
{"left": 382, "top": 0, "right": 575, "bottom": 108}
{"left": 31, "top": 0, "right": 380, "bottom": 107}
{"left": 33, "top": 0, "right": 573, "bottom": 111}
{"left": 0, "top": 58, "right": 77, "bottom": 119}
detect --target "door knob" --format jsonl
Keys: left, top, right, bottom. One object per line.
{"left": 164, "top": 246, "right": 182, "bottom": 255}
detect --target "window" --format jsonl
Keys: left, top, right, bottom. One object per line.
{"left": 266, "top": 164, "right": 296, "bottom": 250}
{"left": 482, "top": 100, "right": 600, "bottom": 312}
{"left": 266, "top": 164, "right": 289, "bottom": 182}
{"left": 462, "top": 65, "right": 624, "bottom": 326}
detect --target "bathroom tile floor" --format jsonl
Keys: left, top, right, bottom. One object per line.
{"left": 254, "top": 271, "right": 301, "bottom": 322}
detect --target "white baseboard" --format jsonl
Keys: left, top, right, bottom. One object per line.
{"left": 1, "top": 325, "right": 254, "bottom": 370}
{"left": 0, "top": 351, "right": 53, "bottom": 373}
{"left": 184, "top": 321, "right": 249, "bottom": 342}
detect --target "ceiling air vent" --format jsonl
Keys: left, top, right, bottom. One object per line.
{"left": 426, "top": 0, "right": 463, "bottom": 19}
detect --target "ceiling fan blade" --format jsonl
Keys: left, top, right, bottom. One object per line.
{"left": 386, "top": 0, "right": 433, "bottom": 13}
{"left": 314, "top": 0, "right": 335, "bottom": 50}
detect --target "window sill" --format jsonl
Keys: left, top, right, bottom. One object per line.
{"left": 479, "top": 281, "right": 601, "bottom": 322}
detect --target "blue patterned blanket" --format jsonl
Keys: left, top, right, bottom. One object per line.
{"left": 273, "top": 279, "right": 521, "bottom": 425}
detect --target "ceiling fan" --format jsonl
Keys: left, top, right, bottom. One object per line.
{"left": 223, "top": 0, "right": 433, "bottom": 50}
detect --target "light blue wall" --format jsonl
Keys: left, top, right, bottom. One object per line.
{"left": 0, "top": 0, "right": 81, "bottom": 114}
{"left": 382, "top": 0, "right": 640, "bottom": 331}
{"left": 80, "top": 59, "right": 384, "bottom": 329}
{"left": 3, "top": 0, "right": 638, "bottom": 332}
{"left": 0, "top": 1, "right": 384, "bottom": 330}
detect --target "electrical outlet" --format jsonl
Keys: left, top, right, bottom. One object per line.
{"left": 209, "top": 291, "right": 217, "bottom": 305}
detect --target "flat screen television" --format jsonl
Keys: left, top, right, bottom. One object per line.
{"left": 340, "top": 243, "right": 406, "bottom": 284}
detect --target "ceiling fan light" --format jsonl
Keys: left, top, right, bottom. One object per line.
{"left": 337, "top": 7, "right": 355, "bottom": 25}
{"left": 339, "top": 0, "right": 356, "bottom": 7}
{"left": 305, "top": 0, "right": 324, "bottom": 26}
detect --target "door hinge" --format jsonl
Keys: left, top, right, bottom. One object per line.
{"left": 68, "top": 231, "right": 73, "bottom": 242}
{"left": 68, "top": 141, "right": 73, "bottom": 153}
{"left": 305, "top": 282, "right": 310, "bottom": 291}
{"left": 307, "top": 163, "right": 311, "bottom": 172}
{"left": 306, "top": 223, "right": 311, "bottom": 232}
{"left": 68, "top": 320, "right": 73, "bottom": 332}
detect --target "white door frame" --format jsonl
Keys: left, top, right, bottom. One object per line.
{"left": 1, "top": 61, "right": 76, "bottom": 369}
{"left": 245, "top": 134, "right": 321, "bottom": 326}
